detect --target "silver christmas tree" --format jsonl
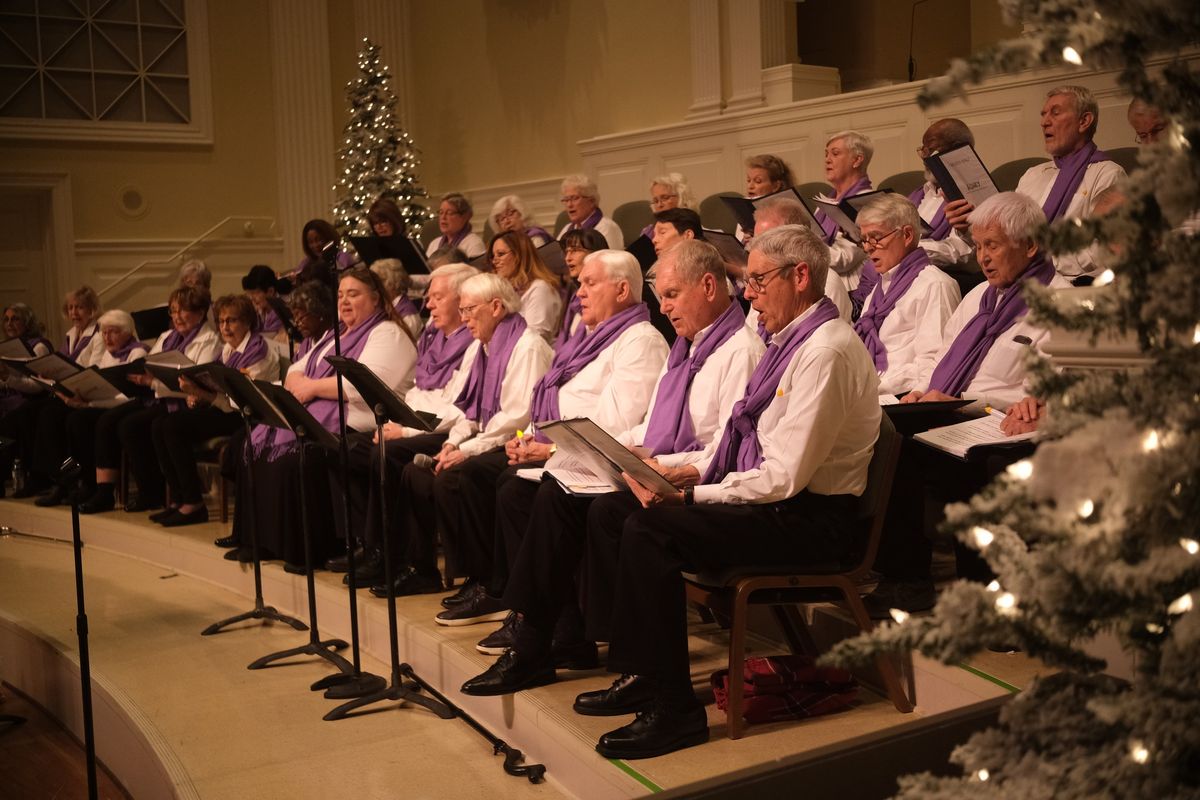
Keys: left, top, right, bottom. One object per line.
{"left": 830, "top": 1, "right": 1200, "bottom": 797}
{"left": 332, "top": 38, "right": 431, "bottom": 235}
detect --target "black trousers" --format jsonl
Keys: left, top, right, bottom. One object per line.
{"left": 64, "top": 407, "right": 105, "bottom": 485}
{"left": 92, "top": 401, "right": 149, "bottom": 471}
{"left": 584, "top": 491, "right": 645, "bottom": 642}
{"left": 31, "top": 399, "right": 72, "bottom": 483}
{"left": 490, "top": 463, "right": 548, "bottom": 596}
{"left": 0, "top": 395, "right": 49, "bottom": 482}
{"left": 603, "top": 492, "right": 856, "bottom": 688}
{"left": 151, "top": 406, "right": 241, "bottom": 505}
{"left": 118, "top": 403, "right": 169, "bottom": 502}
{"left": 426, "top": 448, "right": 510, "bottom": 583}
{"left": 502, "top": 479, "right": 598, "bottom": 642}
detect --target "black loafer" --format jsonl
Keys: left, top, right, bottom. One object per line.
{"left": 460, "top": 649, "right": 555, "bottom": 696}
{"left": 596, "top": 702, "right": 709, "bottom": 760}
{"left": 160, "top": 507, "right": 208, "bottom": 527}
{"left": 149, "top": 507, "right": 179, "bottom": 524}
{"left": 574, "top": 674, "right": 657, "bottom": 716}
{"left": 343, "top": 551, "right": 384, "bottom": 586}
{"left": 78, "top": 494, "right": 116, "bottom": 515}
{"left": 34, "top": 486, "right": 66, "bottom": 507}
{"left": 214, "top": 535, "right": 239, "bottom": 548}
{"left": 283, "top": 562, "right": 309, "bottom": 575}
{"left": 325, "top": 546, "right": 365, "bottom": 573}
{"left": 368, "top": 567, "right": 443, "bottom": 598}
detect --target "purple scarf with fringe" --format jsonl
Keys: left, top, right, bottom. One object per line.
{"left": 223, "top": 332, "right": 269, "bottom": 371}
{"left": 853, "top": 248, "right": 930, "bottom": 373}
{"left": 1042, "top": 142, "right": 1110, "bottom": 222}
{"left": 415, "top": 324, "right": 472, "bottom": 391}
{"left": 453, "top": 313, "right": 527, "bottom": 426}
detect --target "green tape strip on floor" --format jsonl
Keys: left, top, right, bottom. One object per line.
{"left": 609, "top": 758, "right": 664, "bottom": 793}
{"left": 956, "top": 662, "right": 1021, "bottom": 694}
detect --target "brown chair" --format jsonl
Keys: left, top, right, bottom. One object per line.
{"left": 194, "top": 436, "right": 233, "bottom": 523}
{"left": 683, "top": 413, "right": 911, "bottom": 739}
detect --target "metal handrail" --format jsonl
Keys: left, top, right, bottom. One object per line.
{"left": 98, "top": 215, "right": 278, "bottom": 297}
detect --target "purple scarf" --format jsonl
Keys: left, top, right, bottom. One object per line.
{"left": 415, "top": 324, "right": 473, "bottom": 391}
{"left": 250, "top": 311, "right": 387, "bottom": 460}
{"left": 21, "top": 335, "right": 53, "bottom": 356}
{"left": 927, "top": 254, "right": 1056, "bottom": 396}
{"left": 908, "top": 185, "right": 951, "bottom": 241}
{"left": 853, "top": 248, "right": 930, "bottom": 373}
{"left": 437, "top": 226, "right": 470, "bottom": 250}
{"left": 1042, "top": 142, "right": 1110, "bottom": 222}
{"left": 571, "top": 208, "right": 603, "bottom": 231}
{"left": 642, "top": 301, "right": 745, "bottom": 457}
{"left": 258, "top": 306, "right": 283, "bottom": 333}
{"left": 555, "top": 292, "right": 583, "bottom": 349}
{"left": 639, "top": 222, "right": 655, "bottom": 239}
{"left": 851, "top": 262, "right": 879, "bottom": 308}
{"left": 453, "top": 313, "right": 527, "bottom": 426}
{"left": 701, "top": 297, "right": 839, "bottom": 484}
{"left": 109, "top": 337, "right": 144, "bottom": 362}
{"left": 394, "top": 294, "right": 420, "bottom": 319}
{"left": 161, "top": 321, "right": 205, "bottom": 354}
{"left": 294, "top": 327, "right": 330, "bottom": 362}
{"left": 528, "top": 302, "right": 650, "bottom": 441}
{"left": 526, "top": 225, "right": 553, "bottom": 244}
{"left": 63, "top": 324, "right": 97, "bottom": 361}
{"left": 223, "top": 332, "right": 269, "bottom": 371}
{"left": 815, "top": 176, "right": 872, "bottom": 244}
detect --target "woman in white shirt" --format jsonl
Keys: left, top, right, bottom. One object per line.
{"left": 489, "top": 230, "right": 562, "bottom": 343}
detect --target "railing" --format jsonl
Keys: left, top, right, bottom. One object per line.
{"left": 98, "top": 216, "right": 278, "bottom": 298}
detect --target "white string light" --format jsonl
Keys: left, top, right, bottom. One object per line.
{"left": 1062, "top": 46, "right": 1083, "bottom": 65}
{"left": 1095, "top": 269, "right": 1115, "bottom": 286}
{"left": 1143, "top": 430, "right": 1160, "bottom": 452}
{"left": 973, "top": 526, "right": 995, "bottom": 549}
{"left": 987, "top": 580, "right": 1001, "bottom": 592}
{"left": 1006, "top": 459, "right": 1033, "bottom": 480}
{"left": 995, "top": 592, "right": 1017, "bottom": 614}
{"left": 1168, "top": 593, "right": 1193, "bottom": 615}
{"left": 1130, "top": 741, "right": 1150, "bottom": 764}
{"left": 976, "top": 769, "right": 990, "bottom": 782}
{"left": 1145, "top": 622, "right": 1164, "bottom": 634}
{"left": 1181, "top": 538, "right": 1199, "bottom": 555}
{"left": 889, "top": 608, "right": 910, "bottom": 624}
{"left": 1077, "top": 499, "right": 1095, "bottom": 519}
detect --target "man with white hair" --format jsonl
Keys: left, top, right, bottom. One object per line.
{"left": 333, "top": 264, "right": 480, "bottom": 584}
{"left": 753, "top": 197, "right": 852, "bottom": 323}
{"left": 556, "top": 174, "right": 624, "bottom": 249}
{"left": 852, "top": 193, "right": 961, "bottom": 396}
{"left": 814, "top": 130, "right": 872, "bottom": 297}
{"left": 868, "top": 192, "right": 1072, "bottom": 617}
{"left": 433, "top": 250, "right": 667, "bottom": 624}
{"left": 458, "top": 240, "right": 764, "bottom": 687}
{"left": 379, "top": 272, "right": 554, "bottom": 596}
{"left": 426, "top": 193, "right": 487, "bottom": 259}
{"left": 572, "top": 224, "right": 880, "bottom": 759}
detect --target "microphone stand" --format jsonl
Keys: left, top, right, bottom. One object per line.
{"left": 309, "top": 240, "right": 386, "bottom": 699}
{"left": 61, "top": 457, "right": 98, "bottom": 800}
{"left": 907, "top": 0, "right": 930, "bottom": 83}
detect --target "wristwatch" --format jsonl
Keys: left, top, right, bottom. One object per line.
{"left": 683, "top": 485, "right": 695, "bottom": 505}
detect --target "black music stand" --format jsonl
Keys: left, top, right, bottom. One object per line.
{"left": 321, "top": 358, "right": 451, "bottom": 722}
{"left": 192, "top": 365, "right": 307, "bottom": 637}
{"left": 307, "top": 243, "right": 384, "bottom": 699}
{"left": 243, "top": 380, "right": 355, "bottom": 676}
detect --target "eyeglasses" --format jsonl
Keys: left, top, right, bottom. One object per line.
{"left": 217, "top": 317, "right": 240, "bottom": 326}
{"left": 1134, "top": 125, "right": 1166, "bottom": 144}
{"left": 560, "top": 195, "right": 584, "bottom": 204}
{"left": 650, "top": 193, "right": 677, "bottom": 208}
{"left": 458, "top": 303, "right": 482, "bottom": 317}
{"left": 745, "top": 264, "right": 793, "bottom": 292}
{"left": 564, "top": 246, "right": 588, "bottom": 255}
{"left": 497, "top": 208, "right": 521, "bottom": 219}
{"left": 860, "top": 228, "right": 902, "bottom": 251}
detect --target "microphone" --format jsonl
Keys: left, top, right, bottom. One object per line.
{"left": 321, "top": 237, "right": 340, "bottom": 269}
{"left": 413, "top": 453, "right": 436, "bottom": 470}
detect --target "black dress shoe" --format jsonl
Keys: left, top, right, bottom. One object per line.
{"left": 124, "top": 496, "right": 163, "bottom": 513}
{"left": 574, "top": 674, "right": 657, "bottom": 716}
{"left": 149, "top": 507, "right": 178, "bottom": 523}
{"left": 460, "top": 649, "right": 555, "bottom": 696}
{"left": 343, "top": 551, "right": 384, "bottom": 586}
{"left": 441, "top": 578, "right": 478, "bottom": 609}
{"left": 476, "top": 612, "right": 520, "bottom": 655}
{"left": 368, "top": 567, "right": 442, "bottom": 598}
{"left": 34, "top": 486, "right": 66, "bottom": 507}
{"left": 553, "top": 640, "right": 599, "bottom": 670}
{"left": 435, "top": 584, "right": 508, "bottom": 626}
{"left": 325, "top": 546, "right": 365, "bottom": 573}
{"left": 214, "top": 535, "right": 239, "bottom": 548}
{"left": 283, "top": 562, "right": 309, "bottom": 575}
{"left": 596, "top": 701, "right": 709, "bottom": 759}
{"left": 161, "top": 507, "right": 209, "bottom": 527}
{"left": 78, "top": 493, "right": 116, "bottom": 515}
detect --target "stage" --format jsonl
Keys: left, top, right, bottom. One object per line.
{"left": 0, "top": 497, "right": 1046, "bottom": 798}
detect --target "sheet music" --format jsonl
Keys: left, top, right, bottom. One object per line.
{"left": 60, "top": 368, "right": 125, "bottom": 404}
{"left": 913, "top": 412, "right": 1036, "bottom": 458}
{"left": 29, "top": 353, "right": 80, "bottom": 382}
{"left": 927, "top": 145, "right": 998, "bottom": 208}
{"left": 703, "top": 228, "right": 749, "bottom": 267}
{"left": 811, "top": 196, "right": 861, "bottom": 243}
{"left": 0, "top": 338, "right": 33, "bottom": 359}
{"left": 146, "top": 350, "right": 195, "bottom": 368}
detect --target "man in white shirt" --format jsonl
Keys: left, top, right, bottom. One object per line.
{"left": 752, "top": 197, "right": 852, "bottom": 322}
{"left": 852, "top": 194, "right": 961, "bottom": 397}
{"left": 458, "top": 240, "right": 764, "bottom": 689}
{"left": 425, "top": 193, "right": 487, "bottom": 260}
{"left": 910, "top": 118, "right": 976, "bottom": 270}
{"left": 555, "top": 174, "right": 625, "bottom": 249}
{"left": 432, "top": 250, "right": 667, "bottom": 626}
{"left": 563, "top": 225, "right": 880, "bottom": 759}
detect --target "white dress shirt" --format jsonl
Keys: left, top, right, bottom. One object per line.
{"left": 212, "top": 332, "right": 281, "bottom": 412}
{"left": 914, "top": 181, "right": 973, "bottom": 268}
{"left": 148, "top": 322, "right": 222, "bottom": 398}
{"left": 426, "top": 231, "right": 487, "bottom": 260}
{"left": 618, "top": 317, "right": 765, "bottom": 470}
{"left": 96, "top": 345, "right": 148, "bottom": 368}
{"left": 694, "top": 306, "right": 881, "bottom": 505}
{"left": 554, "top": 319, "right": 668, "bottom": 437}
{"left": 445, "top": 328, "right": 554, "bottom": 457}
{"left": 520, "top": 280, "right": 564, "bottom": 343}
{"left": 860, "top": 264, "right": 962, "bottom": 396}
{"left": 917, "top": 273, "right": 1073, "bottom": 410}
{"left": 65, "top": 323, "right": 106, "bottom": 367}
{"left": 556, "top": 216, "right": 625, "bottom": 250}
{"left": 397, "top": 343, "right": 478, "bottom": 438}
{"left": 1015, "top": 159, "right": 1127, "bottom": 278}
{"left": 289, "top": 321, "right": 417, "bottom": 432}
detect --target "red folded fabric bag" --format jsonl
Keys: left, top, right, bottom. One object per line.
{"left": 711, "top": 654, "right": 859, "bottom": 725}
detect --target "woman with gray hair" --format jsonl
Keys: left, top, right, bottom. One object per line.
{"left": 427, "top": 192, "right": 487, "bottom": 259}
{"left": 490, "top": 195, "right": 553, "bottom": 247}
{"left": 639, "top": 172, "right": 696, "bottom": 239}
{"left": 555, "top": 174, "right": 624, "bottom": 249}
{"left": 179, "top": 259, "right": 211, "bottom": 290}
{"left": 813, "top": 130, "right": 873, "bottom": 301}
{"left": 371, "top": 257, "right": 424, "bottom": 338}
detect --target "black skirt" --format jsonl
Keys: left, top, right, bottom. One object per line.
{"left": 232, "top": 441, "right": 337, "bottom": 567}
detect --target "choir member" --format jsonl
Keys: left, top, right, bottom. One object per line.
{"left": 815, "top": 130, "right": 873, "bottom": 299}
{"left": 852, "top": 193, "right": 961, "bottom": 396}
{"left": 78, "top": 286, "right": 221, "bottom": 513}
{"left": 1128, "top": 98, "right": 1167, "bottom": 145}
{"left": 0, "top": 303, "right": 54, "bottom": 492}
{"left": 178, "top": 259, "right": 212, "bottom": 290}
{"left": 640, "top": 173, "right": 695, "bottom": 238}
{"left": 752, "top": 199, "right": 852, "bottom": 322}
{"left": 489, "top": 230, "right": 562, "bottom": 343}
{"left": 426, "top": 193, "right": 487, "bottom": 259}
{"left": 379, "top": 273, "right": 553, "bottom": 595}
{"left": 555, "top": 228, "right": 609, "bottom": 349}
{"left": 575, "top": 223, "right": 879, "bottom": 759}
{"left": 910, "top": 118, "right": 976, "bottom": 269}
{"left": 40, "top": 311, "right": 147, "bottom": 507}
{"left": 555, "top": 174, "right": 624, "bottom": 249}
{"left": 459, "top": 239, "right": 763, "bottom": 679}
{"left": 743, "top": 153, "right": 793, "bottom": 198}
{"left": 367, "top": 196, "right": 407, "bottom": 237}
{"left": 148, "top": 295, "right": 279, "bottom": 526}
{"left": 241, "top": 265, "right": 287, "bottom": 339}
{"left": 288, "top": 219, "right": 356, "bottom": 287}
{"left": 489, "top": 195, "right": 553, "bottom": 246}
{"left": 370, "top": 258, "right": 424, "bottom": 338}
{"left": 432, "top": 250, "right": 668, "bottom": 626}
{"left": 650, "top": 208, "right": 703, "bottom": 257}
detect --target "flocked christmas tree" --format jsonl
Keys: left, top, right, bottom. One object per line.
{"left": 332, "top": 38, "right": 432, "bottom": 235}
{"left": 830, "top": 1, "right": 1200, "bottom": 797}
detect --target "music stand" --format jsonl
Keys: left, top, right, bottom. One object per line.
{"left": 191, "top": 364, "right": 308, "bottom": 637}
{"left": 306, "top": 244, "right": 385, "bottom": 699}
{"left": 242, "top": 380, "right": 355, "bottom": 676}
{"left": 321, "top": 358, "right": 452, "bottom": 722}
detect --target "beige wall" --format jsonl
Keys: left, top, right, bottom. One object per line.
{"left": 389, "top": 0, "right": 693, "bottom": 195}
{"left": 0, "top": 1, "right": 280, "bottom": 242}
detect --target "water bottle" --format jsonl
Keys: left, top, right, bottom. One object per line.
{"left": 11, "top": 458, "right": 26, "bottom": 496}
